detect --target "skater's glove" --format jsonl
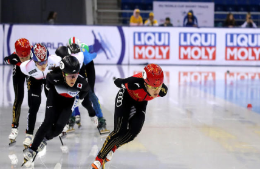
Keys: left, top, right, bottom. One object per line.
{"left": 114, "top": 78, "right": 126, "bottom": 89}
{"left": 4, "top": 54, "right": 21, "bottom": 66}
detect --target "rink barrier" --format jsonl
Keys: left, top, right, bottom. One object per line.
{"left": 1, "top": 24, "right": 260, "bottom": 66}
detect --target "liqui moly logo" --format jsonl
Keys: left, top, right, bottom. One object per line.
{"left": 133, "top": 70, "right": 170, "bottom": 84}
{"left": 226, "top": 34, "right": 260, "bottom": 61}
{"left": 225, "top": 72, "right": 260, "bottom": 85}
{"left": 179, "top": 72, "right": 216, "bottom": 84}
{"left": 179, "top": 33, "right": 216, "bottom": 60}
{"left": 134, "top": 32, "right": 170, "bottom": 60}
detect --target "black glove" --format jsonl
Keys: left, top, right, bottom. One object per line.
{"left": 114, "top": 78, "right": 125, "bottom": 88}
{"left": 159, "top": 83, "right": 168, "bottom": 97}
{"left": 55, "top": 46, "right": 70, "bottom": 58}
{"left": 4, "top": 54, "right": 20, "bottom": 65}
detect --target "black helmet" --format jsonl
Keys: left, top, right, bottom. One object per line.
{"left": 55, "top": 46, "right": 71, "bottom": 58}
{"left": 60, "top": 55, "right": 80, "bottom": 74}
{"left": 68, "top": 43, "right": 80, "bottom": 54}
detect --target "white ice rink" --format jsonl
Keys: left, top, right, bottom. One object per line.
{"left": 1, "top": 65, "right": 260, "bottom": 169}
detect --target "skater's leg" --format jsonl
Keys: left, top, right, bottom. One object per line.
{"left": 30, "top": 87, "right": 60, "bottom": 152}
{"left": 23, "top": 78, "right": 43, "bottom": 147}
{"left": 9, "top": 67, "right": 26, "bottom": 144}
{"left": 26, "top": 78, "right": 43, "bottom": 134}
{"left": 97, "top": 88, "right": 131, "bottom": 159}
{"left": 85, "top": 61, "right": 95, "bottom": 91}
{"left": 47, "top": 108, "right": 73, "bottom": 138}
{"left": 88, "top": 90, "right": 103, "bottom": 118}
{"left": 11, "top": 68, "right": 25, "bottom": 128}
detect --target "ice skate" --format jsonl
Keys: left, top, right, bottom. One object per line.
{"left": 105, "top": 145, "right": 117, "bottom": 162}
{"left": 91, "top": 156, "right": 104, "bottom": 169}
{"left": 59, "top": 124, "right": 69, "bottom": 138}
{"left": 9, "top": 128, "right": 18, "bottom": 146}
{"left": 75, "top": 115, "right": 81, "bottom": 128}
{"left": 37, "top": 138, "right": 47, "bottom": 152}
{"left": 23, "top": 134, "right": 33, "bottom": 149}
{"left": 67, "top": 116, "right": 75, "bottom": 133}
{"left": 21, "top": 148, "right": 37, "bottom": 167}
{"left": 97, "top": 117, "right": 110, "bottom": 135}
{"left": 91, "top": 116, "right": 98, "bottom": 127}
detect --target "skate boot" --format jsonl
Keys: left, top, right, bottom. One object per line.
{"left": 22, "top": 148, "right": 37, "bottom": 167}
{"left": 9, "top": 128, "right": 18, "bottom": 146}
{"left": 91, "top": 156, "right": 104, "bottom": 169}
{"left": 37, "top": 138, "right": 47, "bottom": 152}
{"left": 23, "top": 134, "right": 33, "bottom": 149}
{"left": 97, "top": 117, "right": 110, "bottom": 135}
{"left": 59, "top": 124, "right": 69, "bottom": 138}
{"left": 75, "top": 115, "right": 81, "bottom": 128}
{"left": 67, "top": 116, "right": 75, "bottom": 132}
{"left": 91, "top": 116, "right": 98, "bottom": 127}
{"left": 105, "top": 145, "right": 117, "bottom": 162}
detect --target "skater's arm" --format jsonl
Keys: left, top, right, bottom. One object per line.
{"left": 78, "top": 76, "right": 90, "bottom": 99}
{"left": 55, "top": 46, "right": 70, "bottom": 58}
{"left": 159, "top": 83, "right": 168, "bottom": 97}
{"left": 45, "top": 72, "right": 60, "bottom": 90}
{"left": 4, "top": 53, "right": 21, "bottom": 66}
{"left": 20, "top": 60, "right": 31, "bottom": 76}
{"left": 114, "top": 77, "right": 144, "bottom": 89}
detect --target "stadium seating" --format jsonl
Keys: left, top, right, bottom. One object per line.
{"left": 121, "top": 0, "right": 260, "bottom": 25}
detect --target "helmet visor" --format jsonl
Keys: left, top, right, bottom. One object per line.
{"left": 146, "top": 84, "right": 162, "bottom": 90}
{"left": 65, "top": 73, "right": 79, "bottom": 79}
{"left": 35, "top": 60, "right": 48, "bottom": 66}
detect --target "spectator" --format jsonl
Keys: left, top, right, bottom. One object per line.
{"left": 144, "top": 12, "right": 159, "bottom": 26}
{"left": 47, "top": 11, "right": 57, "bottom": 24}
{"left": 130, "top": 9, "right": 143, "bottom": 26}
{"left": 183, "top": 10, "right": 198, "bottom": 27}
{"left": 241, "top": 12, "right": 257, "bottom": 28}
{"left": 224, "top": 13, "right": 236, "bottom": 27}
{"left": 159, "top": 17, "right": 173, "bottom": 27}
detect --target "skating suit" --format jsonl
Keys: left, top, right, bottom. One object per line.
{"left": 4, "top": 53, "right": 27, "bottom": 128}
{"left": 19, "top": 55, "right": 61, "bottom": 134}
{"left": 97, "top": 73, "right": 168, "bottom": 159}
{"left": 30, "top": 70, "right": 90, "bottom": 151}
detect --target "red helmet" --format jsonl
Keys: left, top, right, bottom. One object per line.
{"left": 15, "top": 38, "right": 31, "bottom": 58}
{"left": 142, "top": 64, "right": 164, "bottom": 87}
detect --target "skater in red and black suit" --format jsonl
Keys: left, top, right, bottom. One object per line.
{"left": 4, "top": 38, "right": 31, "bottom": 145}
{"left": 91, "top": 63, "right": 168, "bottom": 169}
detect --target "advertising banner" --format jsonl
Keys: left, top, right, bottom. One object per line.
{"left": 128, "top": 27, "right": 260, "bottom": 66}
{"left": 153, "top": 1, "right": 214, "bottom": 27}
{"left": 1, "top": 25, "right": 260, "bottom": 66}
{"left": 3, "top": 25, "right": 128, "bottom": 64}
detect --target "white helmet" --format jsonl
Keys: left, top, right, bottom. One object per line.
{"left": 68, "top": 37, "right": 81, "bottom": 46}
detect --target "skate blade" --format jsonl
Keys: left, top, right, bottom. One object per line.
{"left": 9, "top": 140, "right": 16, "bottom": 146}
{"left": 60, "top": 133, "right": 67, "bottom": 139}
{"left": 67, "top": 129, "right": 75, "bottom": 133}
{"left": 77, "top": 123, "right": 81, "bottom": 128}
{"left": 98, "top": 129, "right": 110, "bottom": 135}
{"left": 21, "top": 158, "right": 28, "bottom": 167}
{"left": 102, "top": 160, "right": 106, "bottom": 169}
